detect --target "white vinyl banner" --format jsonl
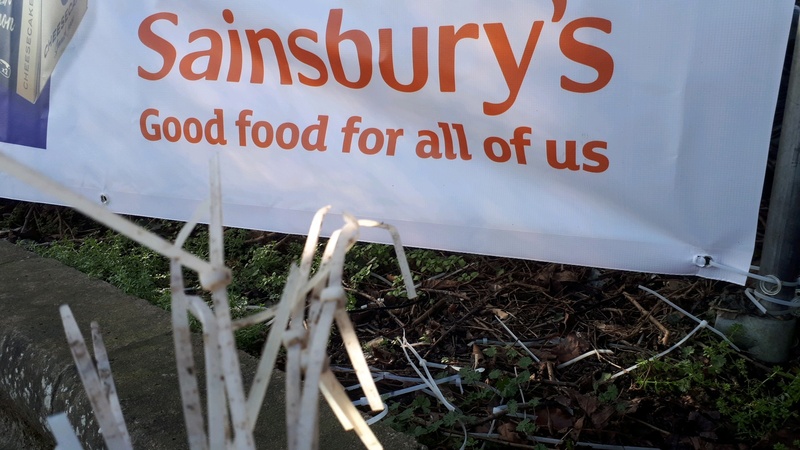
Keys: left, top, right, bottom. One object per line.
{"left": 0, "top": 0, "right": 794, "bottom": 284}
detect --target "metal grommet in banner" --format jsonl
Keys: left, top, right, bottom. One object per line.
{"left": 693, "top": 255, "right": 711, "bottom": 268}
{"left": 758, "top": 275, "right": 782, "bottom": 296}
{"left": 100, "top": 194, "right": 109, "bottom": 205}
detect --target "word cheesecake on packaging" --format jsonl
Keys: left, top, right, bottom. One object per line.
{"left": 13, "top": 0, "right": 87, "bottom": 104}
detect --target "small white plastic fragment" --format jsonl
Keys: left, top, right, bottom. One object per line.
{"left": 47, "top": 413, "right": 84, "bottom": 450}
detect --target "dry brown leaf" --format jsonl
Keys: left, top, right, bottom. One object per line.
{"left": 533, "top": 405, "right": 574, "bottom": 432}
{"left": 590, "top": 405, "right": 615, "bottom": 429}
{"left": 550, "top": 395, "right": 573, "bottom": 410}
{"left": 570, "top": 415, "right": 585, "bottom": 441}
{"left": 534, "top": 265, "right": 556, "bottom": 286}
{"left": 497, "top": 422, "right": 523, "bottom": 443}
{"left": 572, "top": 391, "right": 599, "bottom": 415}
{"left": 363, "top": 336, "right": 387, "bottom": 351}
{"left": 623, "top": 397, "right": 643, "bottom": 414}
{"left": 568, "top": 389, "right": 616, "bottom": 428}
{"left": 552, "top": 333, "right": 591, "bottom": 363}
{"left": 422, "top": 278, "right": 461, "bottom": 290}
{"left": 554, "top": 270, "right": 580, "bottom": 283}
{"left": 490, "top": 308, "right": 511, "bottom": 320}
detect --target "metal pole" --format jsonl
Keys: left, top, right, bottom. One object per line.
{"left": 759, "top": 6, "right": 800, "bottom": 312}
{"left": 715, "top": 8, "right": 800, "bottom": 363}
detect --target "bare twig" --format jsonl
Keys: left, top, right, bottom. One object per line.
{"left": 623, "top": 293, "right": 670, "bottom": 346}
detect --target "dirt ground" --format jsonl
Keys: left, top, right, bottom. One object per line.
{"left": 322, "top": 253, "right": 800, "bottom": 450}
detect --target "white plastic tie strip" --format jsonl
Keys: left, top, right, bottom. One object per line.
{"left": 696, "top": 256, "right": 799, "bottom": 293}
{"left": 351, "top": 374, "right": 464, "bottom": 407}
{"left": 59, "top": 306, "right": 133, "bottom": 450}
{"left": 0, "top": 153, "right": 406, "bottom": 449}
{"left": 748, "top": 287, "right": 800, "bottom": 309}
{"left": 399, "top": 333, "right": 459, "bottom": 412}
{"left": 365, "top": 404, "right": 390, "bottom": 426}
{"left": 556, "top": 349, "right": 614, "bottom": 369}
{"left": 47, "top": 413, "right": 84, "bottom": 450}
{"left": 749, "top": 265, "right": 800, "bottom": 286}
{"left": 610, "top": 320, "right": 708, "bottom": 380}
{"left": 638, "top": 285, "right": 740, "bottom": 352}
{"left": 744, "top": 288, "right": 770, "bottom": 315}
{"left": 399, "top": 333, "right": 469, "bottom": 450}
{"left": 696, "top": 257, "right": 800, "bottom": 314}
{"left": 467, "top": 338, "right": 543, "bottom": 348}
{"left": 491, "top": 404, "right": 527, "bottom": 419}
{"left": 494, "top": 316, "right": 541, "bottom": 363}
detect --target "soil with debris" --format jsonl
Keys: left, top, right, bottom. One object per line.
{"left": 325, "top": 256, "right": 800, "bottom": 450}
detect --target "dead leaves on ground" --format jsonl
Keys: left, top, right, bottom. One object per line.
{"left": 328, "top": 260, "right": 778, "bottom": 448}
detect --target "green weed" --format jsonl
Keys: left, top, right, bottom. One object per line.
{"left": 634, "top": 337, "right": 800, "bottom": 441}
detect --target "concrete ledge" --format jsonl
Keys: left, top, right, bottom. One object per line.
{"left": 0, "top": 240, "right": 418, "bottom": 449}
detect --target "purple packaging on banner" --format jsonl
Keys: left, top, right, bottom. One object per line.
{"left": 0, "top": 87, "right": 50, "bottom": 150}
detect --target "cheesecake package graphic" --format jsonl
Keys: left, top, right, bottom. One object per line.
{"left": 1, "top": 0, "right": 20, "bottom": 97}
{"left": 15, "top": 0, "right": 88, "bottom": 104}
{"left": 0, "top": 0, "right": 86, "bottom": 149}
